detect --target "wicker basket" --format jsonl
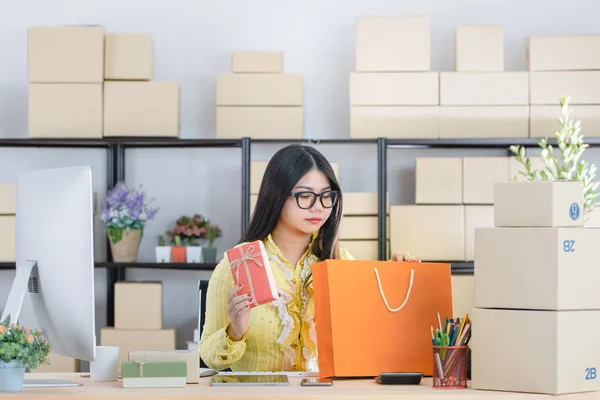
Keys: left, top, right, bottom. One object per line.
{"left": 109, "top": 228, "right": 141, "bottom": 262}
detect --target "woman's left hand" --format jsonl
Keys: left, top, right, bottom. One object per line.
{"left": 390, "top": 251, "right": 421, "bottom": 262}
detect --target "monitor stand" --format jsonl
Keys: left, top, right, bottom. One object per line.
{"left": 2, "top": 261, "right": 83, "bottom": 388}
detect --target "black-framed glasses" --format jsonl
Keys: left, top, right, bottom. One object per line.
{"left": 291, "top": 190, "right": 340, "bottom": 210}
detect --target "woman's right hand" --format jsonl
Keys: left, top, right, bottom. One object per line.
{"left": 226, "top": 284, "right": 252, "bottom": 341}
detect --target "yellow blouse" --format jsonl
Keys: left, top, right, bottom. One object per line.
{"left": 199, "top": 234, "right": 354, "bottom": 372}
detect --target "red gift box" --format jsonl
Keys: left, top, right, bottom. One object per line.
{"left": 226, "top": 240, "right": 278, "bottom": 308}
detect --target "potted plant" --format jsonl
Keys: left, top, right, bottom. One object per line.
{"left": 100, "top": 181, "right": 158, "bottom": 262}
{"left": 170, "top": 235, "right": 186, "bottom": 263}
{"left": 510, "top": 96, "right": 599, "bottom": 217}
{"left": 155, "top": 235, "right": 171, "bottom": 263}
{"left": 202, "top": 222, "right": 222, "bottom": 263}
{"left": 167, "top": 214, "right": 208, "bottom": 263}
{"left": 0, "top": 317, "right": 51, "bottom": 392}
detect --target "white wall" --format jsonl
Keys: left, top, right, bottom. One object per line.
{"left": 2, "top": 0, "right": 600, "bottom": 355}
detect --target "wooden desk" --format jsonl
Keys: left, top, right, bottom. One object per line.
{"left": 5, "top": 373, "right": 599, "bottom": 399}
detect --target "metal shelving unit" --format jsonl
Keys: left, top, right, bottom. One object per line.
{"left": 3, "top": 135, "right": 600, "bottom": 319}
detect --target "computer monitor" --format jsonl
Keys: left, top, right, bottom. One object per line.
{"left": 1, "top": 165, "right": 96, "bottom": 387}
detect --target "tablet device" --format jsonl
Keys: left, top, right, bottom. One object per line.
{"left": 210, "top": 374, "right": 290, "bottom": 386}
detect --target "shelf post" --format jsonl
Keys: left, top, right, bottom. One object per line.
{"left": 241, "top": 137, "right": 251, "bottom": 236}
{"left": 377, "top": 137, "right": 388, "bottom": 261}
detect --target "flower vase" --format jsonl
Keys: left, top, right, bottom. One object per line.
{"left": 0, "top": 360, "right": 25, "bottom": 392}
{"left": 108, "top": 228, "right": 141, "bottom": 262}
{"left": 171, "top": 246, "right": 186, "bottom": 263}
{"left": 186, "top": 246, "right": 202, "bottom": 263}
{"left": 202, "top": 246, "right": 217, "bottom": 263}
{"left": 155, "top": 246, "right": 171, "bottom": 263}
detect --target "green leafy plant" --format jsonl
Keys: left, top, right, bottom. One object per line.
{"left": 509, "top": 96, "right": 600, "bottom": 215}
{"left": 157, "top": 235, "right": 166, "bottom": 246}
{"left": 173, "top": 235, "right": 183, "bottom": 247}
{"left": 205, "top": 223, "right": 222, "bottom": 247}
{"left": 0, "top": 316, "right": 51, "bottom": 370}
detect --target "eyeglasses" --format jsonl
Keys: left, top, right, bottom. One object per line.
{"left": 291, "top": 190, "right": 340, "bottom": 210}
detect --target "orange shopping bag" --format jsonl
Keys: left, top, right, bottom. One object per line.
{"left": 312, "top": 260, "right": 453, "bottom": 378}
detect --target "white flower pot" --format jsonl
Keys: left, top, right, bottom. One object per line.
{"left": 186, "top": 246, "right": 203, "bottom": 263}
{"left": 155, "top": 246, "right": 171, "bottom": 263}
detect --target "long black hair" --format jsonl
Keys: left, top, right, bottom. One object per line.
{"left": 240, "top": 144, "right": 343, "bottom": 261}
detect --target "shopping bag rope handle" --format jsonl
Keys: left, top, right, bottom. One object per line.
{"left": 373, "top": 268, "right": 414, "bottom": 313}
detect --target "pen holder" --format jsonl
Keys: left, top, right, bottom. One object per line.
{"left": 432, "top": 346, "right": 468, "bottom": 389}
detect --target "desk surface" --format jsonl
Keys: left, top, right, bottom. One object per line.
{"left": 6, "top": 373, "right": 600, "bottom": 399}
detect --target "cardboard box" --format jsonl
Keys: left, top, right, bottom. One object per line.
{"left": 455, "top": 26, "right": 503, "bottom": 72}
{"left": 440, "top": 72, "right": 529, "bottom": 105}
{"left": 349, "top": 72, "right": 439, "bottom": 105}
{"left": 475, "top": 227, "right": 600, "bottom": 310}
{"left": 0, "top": 183, "right": 16, "bottom": 215}
{"left": 339, "top": 240, "right": 387, "bottom": 260}
{"left": 584, "top": 206, "right": 600, "bottom": 228}
{"left": 216, "top": 73, "right": 302, "bottom": 106}
{"left": 471, "top": 308, "right": 600, "bottom": 395}
{"left": 250, "top": 161, "right": 338, "bottom": 194}
{"left": 216, "top": 107, "right": 303, "bottom": 139}
{"left": 231, "top": 51, "right": 283, "bottom": 73}
{"left": 350, "top": 106, "right": 439, "bottom": 138}
{"left": 439, "top": 106, "right": 529, "bottom": 138}
{"left": 250, "top": 194, "right": 258, "bottom": 215}
{"left": 103, "top": 82, "right": 180, "bottom": 137}
{"left": 342, "top": 192, "right": 388, "bottom": 215}
{"left": 494, "top": 181, "right": 584, "bottom": 227}
{"left": 0, "top": 216, "right": 16, "bottom": 262}
{"left": 129, "top": 350, "right": 198, "bottom": 384}
{"left": 451, "top": 275, "right": 474, "bottom": 318}
{"left": 355, "top": 16, "right": 430, "bottom": 72}
{"left": 104, "top": 33, "right": 153, "bottom": 80}
{"left": 115, "top": 281, "right": 163, "bottom": 330}
{"left": 509, "top": 156, "right": 546, "bottom": 181}
{"left": 100, "top": 328, "right": 176, "bottom": 369}
{"left": 389, "top": 205, "right": 465, "bottom": 261}
{"left": 31, "top": 354, "right": 79, "bottom": 373}
{"left": 530, "top": 71, "right": 600, "bottom": 105}
{"left": 28, "top": 26, "right": 104, "bottom": 83}
{"left": 530, "top": 105, "right": 600, "bottom": 137}
{"left": 462, "top": 157, "right": 510, "bottom": 204}
{"left": 415, "top": 157, "right": 463, "bottom": 204}
{"left": 29, "top": 83, "right": 103, "bottom": 138}
{"left": 464, "top": 205, "right": 494, "bottom": 261}
{"left": 339, "top": 216, "right": 386, "bottom": 240}
{"left": 527, "top": 35, "right": 600, "bottom": 71}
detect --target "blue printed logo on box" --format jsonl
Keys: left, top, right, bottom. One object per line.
{"left": 570, "top": 203, "right": 581, "bottom": 221}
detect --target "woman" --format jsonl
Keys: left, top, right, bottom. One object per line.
{"left": 199, "top": 144, "right": 418, "bottom": 372}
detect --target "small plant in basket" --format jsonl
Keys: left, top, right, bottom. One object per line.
{"left": 0, "top": 316, "right": 51, "bottom": 392}
{"left": 101, "top": 182, "right": 159, "bottom": 262}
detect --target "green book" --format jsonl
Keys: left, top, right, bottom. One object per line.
{"left": 121, "top": 361, "right": 187, "bottom": 378}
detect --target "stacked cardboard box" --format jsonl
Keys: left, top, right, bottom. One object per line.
{"left": 339, "top": 192, "right": 389, "bottom": 259}
{"left": 528, "top": 35, "right": 600, "bottom": 137}
{"left": 249, "top": 160, "right": 339, "bottom": 214}
{"left": 28, "top": 26, "right": 104, "bottom": 138}
{"left": 103, "top": 33, "right": 180, "bottom": 137}
{"left": 391, "top": 156, "right": 542, "bottom": 317}
{"left": 27, "top": 27, "right": 180, "bottom": 138}
{"left": 471, "top": 181, "right": 600, "bottom": 395}
{"left": 100, "top": 282, "right": 176, "bottom": 370}
{"left": 216, "top": 51, "right": 303, "bottom": 139}
{"left": 350, "top": 16, "right": 439, "bottom": 139}
{"left": 0, "top": 183, "right": 16, "bottom": 262}
{"left": 440, "top": 26, "right": 529, "bottom": 138}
